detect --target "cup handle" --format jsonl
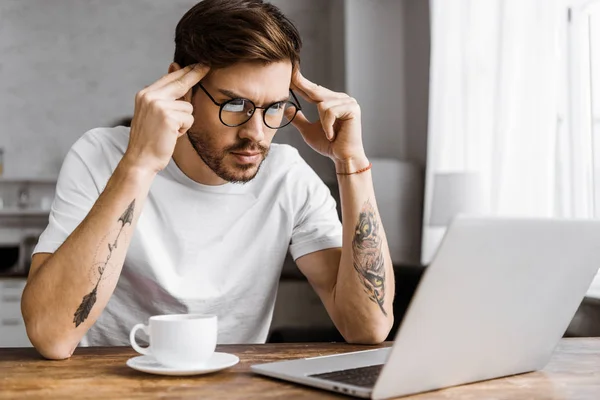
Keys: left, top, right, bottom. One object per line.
{"left": 130, "top": 323, "right": 150, "bottom": 356}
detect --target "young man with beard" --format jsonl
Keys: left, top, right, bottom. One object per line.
{"left": 21, "top": 0, "right": 395, "bottom": 360}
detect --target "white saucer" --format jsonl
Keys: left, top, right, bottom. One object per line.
{"left": 126, "top": 352, "right": 240, "bottom": 376}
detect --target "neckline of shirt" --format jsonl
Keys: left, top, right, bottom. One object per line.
{"left": 163, "top": 157, "right": 251, "bottom": 194}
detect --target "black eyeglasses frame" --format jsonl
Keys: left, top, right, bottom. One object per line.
{"left": 197, "top": 82, "right": 302, "bottom": 129}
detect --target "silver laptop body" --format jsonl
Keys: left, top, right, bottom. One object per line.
{"left": 251, "top": 216, "right": 600, "bottom": 399}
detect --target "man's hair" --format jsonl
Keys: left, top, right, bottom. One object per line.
{"left": 174, "top": 0, "right": 302, "bottom": 71}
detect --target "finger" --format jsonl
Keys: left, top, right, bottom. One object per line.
{"left": 318, "top": 98, "right": 353, "bottom": 140}
{"left": 290, "top": 85, "right": 312, "bottom": 104}
{"left": 168, "top": 100, "right": 194, "bottom": 114}
{"left": 172, "top": 111, "right": 194, "bottom": 136}
{"left": 321, "top": 107, "right": 338, "bottom": 141}
{"left": 322, "top": 102, "right": 358, "bottom": 141}
{"left": 288, "top": 109, "right": 326, "bottom": 145}
{"left": 149, "top": 99, "right": 193, "bottom": 114}
{"left": 157, "top": 64, "right": 210, "bottom": 100}
{"left": 292, "top": 70, "right": 345, "bottom": 102}
{"left": 291, "top": 70, "right": 325, "bottom": 102}
{"left": 145, "top": 64, "right": 196, "bottom": 92}
{"left": 290, "top": 82, "right": 347, "bottom": 106}
{"left": 287, "top": 109, "right": 313, "bottom": 133}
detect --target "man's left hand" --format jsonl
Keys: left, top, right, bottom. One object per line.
{"left": 287, "top": 70, "right": 367, "bottom": 167}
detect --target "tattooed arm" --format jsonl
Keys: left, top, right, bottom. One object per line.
{"left": 351, "top": 199, "right": 388, "bottom": 317}
{"left": 296, "top": 161, "right": 395, "bottom": 344}
{"left": 21, "top": 162, "right": 152, "bottom": 360}
{"left": 21, "top": 65, "right": 208, "bottom": 360}
{"left": 290, "top": 70, "right": 394, "bottom": 344}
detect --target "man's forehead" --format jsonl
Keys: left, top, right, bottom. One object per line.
{"left": 205, "top": 61, "right": 292, "bottom": 99}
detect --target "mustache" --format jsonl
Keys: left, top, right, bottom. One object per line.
{"left": 226, "top": 139, "right": 269, "bottom": 154}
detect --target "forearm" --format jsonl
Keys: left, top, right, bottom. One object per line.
{"left": 21, "top": 159, "right": 155, "bottom": 359}
{"left": 333, "top": 157, "right": 395, "bottom": 343}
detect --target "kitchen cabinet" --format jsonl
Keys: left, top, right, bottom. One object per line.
{"left": 0, "top": 278, "right": 31, "bottom": 347}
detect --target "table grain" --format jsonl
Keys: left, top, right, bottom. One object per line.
{"left": 1, "top": 339, "right": 599, "bottom": 399}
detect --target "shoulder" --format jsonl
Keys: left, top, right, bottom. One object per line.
{"left": 60, "top": 126, "right": 130, "bottom": 185}
{"left": 71, "top": 126, "right": 130, "bottom": 158}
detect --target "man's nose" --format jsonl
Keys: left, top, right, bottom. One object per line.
{"left": 238, "top": 110, "right": 266, "bottom": 143}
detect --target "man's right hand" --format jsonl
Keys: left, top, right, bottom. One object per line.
{"left": 124, "top": 64, "right": 209, "bottom": 173}
{"left": 22, "top": 64, "right": 209, "bottom": 360}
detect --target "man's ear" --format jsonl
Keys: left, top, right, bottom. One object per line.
{"left": 168, "top": 62, "right": 193, "bottom": 102}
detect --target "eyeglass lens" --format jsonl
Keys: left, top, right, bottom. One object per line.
{"left": 221, "top": 99, "right": 298, "bottom": 128}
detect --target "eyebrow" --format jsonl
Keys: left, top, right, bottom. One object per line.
{"left": 218, "top": 88, "right": 290, "bottom": 105}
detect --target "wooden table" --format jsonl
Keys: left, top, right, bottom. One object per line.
{"left": 1, "top": 339, "right": 599, "bottom": 399}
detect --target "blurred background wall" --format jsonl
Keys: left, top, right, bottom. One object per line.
{"left": 0, "top": 0, "right": 429, "bottom": 183}
{"left": 0, "top": 0, "right": 430, "bottom": 345}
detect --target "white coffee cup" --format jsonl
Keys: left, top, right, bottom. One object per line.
{"left": 129, "top": 314, "right": 217, "bottom": 369}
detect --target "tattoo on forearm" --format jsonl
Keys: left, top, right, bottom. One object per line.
{"left": 73, "top": 199, "right": 135, "bottom": 327}
{"left": 352, "top": 200, "right": 387, "bottom": 316}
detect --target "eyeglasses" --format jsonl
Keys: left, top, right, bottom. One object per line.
{"left": 197, "top": 82, "right": 301, "bottom": 129}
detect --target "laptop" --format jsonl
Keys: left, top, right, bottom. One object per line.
{"left": 251, "top": 216, "right": 600, "bottom": 399}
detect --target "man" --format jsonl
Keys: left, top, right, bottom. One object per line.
{"left": 21, "top": 0, "right": 395, "bottom": 360}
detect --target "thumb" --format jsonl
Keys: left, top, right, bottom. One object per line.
{"left": 287, "top": 109, "right": 312, "bottom": 134}
{"left": 288, "top": 110, "right": 323, "bottom": 144}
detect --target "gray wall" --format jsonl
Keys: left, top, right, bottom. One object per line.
{"left": 0, "top": 0, "right": 344, "bottom": 182}
{"left": 0, "top": 0, "right": 198, "bottom": 177}
{"left": 345, "top": 0, "right": 407, "bottom": 159}
{"left": 402, "top": 0, "right": 430, "bottom": 167}
{"left": 269, "top": 0, "right": 344, "bottom": 184}
{"left": 344, "top": 0, "right": 430, "bottom": 167}
{"left": 0, "top": 0, "right": 429, "bottom": 182}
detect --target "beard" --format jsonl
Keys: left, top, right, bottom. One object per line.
{"left": 186, "top": 128, "right": 270, "bottom": 184}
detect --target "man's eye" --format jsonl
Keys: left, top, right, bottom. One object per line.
{"left": 266, "top": 102, "right": 285, "bottom": 115}
{"left": 223, "top": 99, "right": 246, "bottom": 112}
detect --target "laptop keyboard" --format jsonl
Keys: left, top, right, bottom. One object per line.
{"left": 309, "top": 364, "right": 384, "bottom": 388}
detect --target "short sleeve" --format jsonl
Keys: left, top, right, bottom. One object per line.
{"left": 33, "top": 133, "right": 106, "bottom": 255}
{"left": 288, "top": 161, "right": 343, "bottom": 260}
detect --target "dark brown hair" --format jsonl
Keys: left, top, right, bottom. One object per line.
{"left": 174, "top": 0, "right": 302, "bottom": 71}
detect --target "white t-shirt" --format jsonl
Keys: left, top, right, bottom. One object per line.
{"left": 34, "top": 126, "right": 342, "bottom": 346}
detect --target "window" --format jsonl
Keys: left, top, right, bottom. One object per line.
{"left": 567, "top": 0, "right": 600, "bottom": 217}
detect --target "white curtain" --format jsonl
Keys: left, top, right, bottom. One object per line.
{"left": 569, "top": 0, "right": 600, "bottom": 298}
{"left": 423, "top": 0, "right": 600, "bottom": 297}
{"left": 423, "top": 0, "right": 566, "bottom": 259}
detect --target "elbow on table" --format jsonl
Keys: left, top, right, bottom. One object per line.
{"left": 27, "top": 327, "right": 76, "bottom": 360}
{"left": 342, "top": 319, "right": 394, "bottom": 345}
{"left": 37, "top": 346, "right": 74, "bottom": 361}
{"left": 22, "top": 314, "right": 76, "bottom": 360}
